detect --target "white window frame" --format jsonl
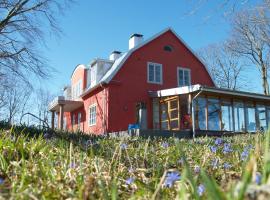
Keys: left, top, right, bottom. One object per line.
{"left": 177, "top": 67, "right": 191, "bottom": 87}
{"left": 147, "top": 62, "right": 163, "bottom": 84}
{"left": 88, "top": 104, "right": 97, "bottom": 126}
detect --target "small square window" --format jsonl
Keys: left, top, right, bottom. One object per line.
{"left": 177, "top": 67, "right": 191, "bottom": 87}
{"left": 147, "top": 62, "right": 162, "bottom": 84}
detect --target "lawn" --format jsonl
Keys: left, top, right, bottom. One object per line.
{"left": 0, "top": 125, "right": 269, "bottom": 199}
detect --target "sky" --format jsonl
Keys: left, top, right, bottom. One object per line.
{"left": 41, "top": 0, "right": 263, "bottom": 95}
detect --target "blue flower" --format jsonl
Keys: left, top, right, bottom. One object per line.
{"left": 223, "top": 162, "right": 231, "bottom": 170}
{"left": 69, "top": 162, "right": 76, "bottom": 169}
{"left": 164, "top": 171, "right": 181, "bottom": 188}
{"left": 125, "top": 177, "right": 135, "bottom": 185}
{"left": 255, "top": 172, "right": 262, "bottom": 185}
{"left": 215, "top": 138, "right": 223, "bottom": 146}
{"left": 161, "top": 142, "right": 169, "bottom": 148}
{"left": 211, "top": 158, "right": 219, "bottom": 169}
{"left": 223, "top": 143, "right": 233, "bottom": 154}
{"left": 120, "top": 143, "right": 128, "bottom": 150}
{"left": 194, "top": 165, "right": 200, "bottom": 173}
{"left": 210, "top": 145, "right": 217, "bottom": 153}
{"left": 0, "top": 178, "right": 4, "bottom": 185}
{"left": 197, "top": 184, "right": 205, "bottom": 196}
{"left": 241, "top": 150, "right": 249, "bottom": 161}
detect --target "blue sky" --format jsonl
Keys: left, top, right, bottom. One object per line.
{"left": 42, "top": 0, "right": 262, "bottom": 94}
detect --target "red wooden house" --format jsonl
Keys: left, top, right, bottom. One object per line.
{"left": 49, "top": 28, "right": 270, "bottom": 136}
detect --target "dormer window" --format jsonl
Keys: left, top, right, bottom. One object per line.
{"left": 177, "top": 67, "right": 191, "bottom": 87}
{"left": 147, "top": 62, "right": 162, "bottom": 84}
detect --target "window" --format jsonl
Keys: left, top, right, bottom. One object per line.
{"left": 78, "top": 112, "right": 81, "bottom": 130}
{"left": 164, "top": 45, "right": 173, "bottom": 52}
{"left": 257, "top": 105, "right": 267, "bottom": 131}
{"left": 208, "top": 98, "right": 221, "bottom": 131}
{"left": 147, "top": 62, "right": 162, "bottom": 84}
{"left": 89, "top": 104, "right": 96, "bottom": 126}
{"left": 177, "top": 67, "right": 191, "bottom": 87}
{"left": 245, "top": 103, "right": 256, "bottom": 132}
{"left": 72, "top": 114, "right": 76, "bottom": 129}
{"left": 152, "top": 99, "right": 160, "bottom": 129}
{"left": 194, "top": 97, "right": 207, "bottom": 130}
{"left": 221, "top": 100, "right": 233, "bottom": 131}
{"left": 72, "top": 79, "right": 82, "bottom": 99}
{"left": 234, "top": 101, "right": 245, "bottom": 132}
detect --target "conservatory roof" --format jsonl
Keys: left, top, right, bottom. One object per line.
{"left": 149, "top": 84, "right": 270, "bottom": 102}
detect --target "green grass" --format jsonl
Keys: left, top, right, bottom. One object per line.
{"left": 0, "top": 125, "right": 269, "bottom": 199}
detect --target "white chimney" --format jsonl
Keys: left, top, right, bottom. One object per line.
{"left": 129, "top": 33, "right": 143, "bottom": 50}
{"left": 109, "top": 51, "right": 122, "bottom": 61}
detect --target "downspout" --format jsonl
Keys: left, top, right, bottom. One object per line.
{"left": 99, "top": 82, "right": 107, "bottom": 134}
{"left": 191, "top": 89, "right": 203, "bottom": 139}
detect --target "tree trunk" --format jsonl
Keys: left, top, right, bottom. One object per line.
{"left": 262, "top": 67, "right": 269, "bottom": 95}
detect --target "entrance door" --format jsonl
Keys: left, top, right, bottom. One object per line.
{"left": 160, "top": 97, "right": 180, "bottom": 130}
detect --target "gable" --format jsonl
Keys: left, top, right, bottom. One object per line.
{"left": 101, "top": 28, "right": 215, "bottom": 86}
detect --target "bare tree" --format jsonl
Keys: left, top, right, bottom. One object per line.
{"left": 36, "top": 88, "right": 54, "bottom": 126}
{"left": 0, "top": 0, "right": 72, "bottom": 86}
{"left": 227, "top": 9, "right": 270, "bottom": 95}
{"left": 2, "top": 77, "right": 31, "bottom": 124}
{"left": 199, "top": 43, "right": 244, "bottom": 90}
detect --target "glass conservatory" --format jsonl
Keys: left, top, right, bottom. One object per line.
{"left": 149, "top": 85, "right": 270, "bottom": 136}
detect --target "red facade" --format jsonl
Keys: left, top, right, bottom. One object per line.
{"left": 63, "top": 29, "right": 215, "bottom": 134}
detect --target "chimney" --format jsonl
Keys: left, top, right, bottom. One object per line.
{"left": 109, "top": 51, "right": 122, "bottom": 61}
{"left": 129, "top": 33, "right": 143, "bottom": 50}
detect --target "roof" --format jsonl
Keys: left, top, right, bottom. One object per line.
{"left": 149, "top": 84, "right": 270, "bottom": 101}
{"left": 71, "top": 64, "right": 86, "bottom": 79}
{"left": 81, "top": 27, "right": 216, "bottom": 97}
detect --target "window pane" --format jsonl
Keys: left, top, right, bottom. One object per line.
{"left": 221, "top": 101, "right": 233, "bottom": 131}
{"left": 148, "top": 64, "right": 154, "bottom": 82}
{"left": 178, "top": 69, "right": 184, "bottom": 86}
{"left": 257, "top": 105, "right": 267, "bottom": 131}
{"left": 195, "top": 97, "right": 206, "bottom": 130}
{"left": 184, "top": 70, "right": 190, "bottom": 86}
{"left": 267, "top": 107, "right": 270, "bottom": 129}
{"left": 245, "top": 103, "right": 256, "bottom": 132}
{"left": 234, "top": 101, "right": 245, "bottom": 132}
{"left": 208, "top": 98, "right": 221, "bottom": 131}
{"left": 155, "top": 65, "right": 161, "bottom": 83}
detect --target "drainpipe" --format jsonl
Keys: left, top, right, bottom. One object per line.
{"left": 191, "top": 89, "right": 203, "bottom": 139}
{"left": 99, "top": 82, "right": 107, "bottom": 134}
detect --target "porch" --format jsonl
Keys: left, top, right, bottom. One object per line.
{"left": 149, "top": 84, "right": 270, "bottom": 137}
{"left": 48, "top": 96, "right": 83, "bottom": 130}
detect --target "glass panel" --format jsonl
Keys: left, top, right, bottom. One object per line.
{"left": 195, "top": 97, "right": 207, "bottom": 130}
{"left": 234, "top": 101, "right": 245, "bottom": 132}
{"left": 155, "top": 65, "right": 161, "bottom": 83}
{"left": 257, "top": 105, "right": 267, "bottom": 131}
{"left": 170, "top": 120, "right": 179, "bottom": 129}
{"left": 170, "top": 100, "right": 178, "bottom": 109}
{"left": 148, "top": 64, "right": 154, "bottom": 82}
{"left": 245, "top": 103, "right": 256, "bottom": 132}
{"left": 152, "top": 99, "right": 160, "bottom": 129}
{"left": 161, "top": 121, "right": 168, "bottom": 130}
{"left": 178, "top": 69, "right": 184, "bottom": 86}
{"left": 208, "top": 98, "right": 221, "bottom": 131}
{"left": 221, "top": 100, "right": 233, "bottom": 131}
{"left": 267, "top": 106, "right": 270, "bottom": 129}
{"left": 184, "top": 70, "right": 190, "bottom": 86}
{"left": 161, "top": 103, "right": 168, "bottom": 121}
{"left": 171, "top": 110, "right": 178, "bottom": 119}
